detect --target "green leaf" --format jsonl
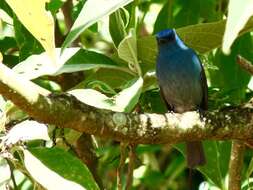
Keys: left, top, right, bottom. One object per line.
{"left": 0, "top": 0, "right": 13, "bottom": 17}
{"left": 85, "top": 80, "right": 117, "bottom": 95}
{"left": 85, "top": 68, "right": 134, "bottom": 90}
{"left": 246, "top": 157, "right": 253, "bottom": 179}
{"left": 115, "top": 77, "right": 143, "bottom": 112}
{"left": 209, "top": 34, "right": 253, "bottom": 103}
{"left": 0, "top": 37, "right": 17, "bottom": 53}
{"left": 118, "top": 31, "right": 142, "bottom": 75}
{"left": 142, "top": 71, "right": 157, "bottom": 92}
{"left": 13, "top": 48, "right": 129, "bottom": 80}
{"left": 137, "top": 19, "right": 253, "bottom": 73}
{"left": 139, "top": 89, "right": 166, "bottom": 113}
{"left": 172, "top": 0, "right": 201, "bottom": 28}
{"left": 198, "top": 142, "right": 231, "bottom": 189}
{"left": 242, "top": 178, "right": 253, "bottom": 190}
{"left": 7, "top": 0, "right": 56, "bottom": 65}
{"left": 222, "top": 0, "right": 253, "bottom": 54}
{"left": 68, "top": 77, "right": 143, "bottom": 112}
{"left": 13, "top": 48, "right": 79, "bottom": 79}
{"left": 24, "top": 147, "right": 99, "bottom": 190}
{"left": 153, "top": 1, "right": 171, "bottom": 34}
{"left": 46, "top": 0, "right": 64, "bottom": 15}
{"left": 61, "top": 0, "right": 133, "bottom": 53}
{"left": 13, "top": 14, "right": 43, "bottom": 61}
{"left": 175, "top": 141, "right": 231, "bottom": 189}
{"left": 57, "top": 49, "right": 124, "bottom": 74}
{"left": 164, "top": 155, "right": 185, "bottom": 179}
{"left": 2, "top": 120, "right": 50, "bottom": 145}
{"left": 34, "top": 79, "right": 61, "bottom": 92}
{"left": 109, "top": 8, "right": 129, "bottom": 47}
{"left": 0, "top": 158, "right": 11, "bottom": 185}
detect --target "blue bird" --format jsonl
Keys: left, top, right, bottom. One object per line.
{"left": 155, "top": 29, "right": 208, "bottom": 168}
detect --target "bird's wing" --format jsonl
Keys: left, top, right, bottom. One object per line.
{"left": 159, "top": 86, "right": 174, "bottom": 111}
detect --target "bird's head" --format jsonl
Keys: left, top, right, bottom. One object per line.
{"left": 156, "top": 29, "right": 176, "bottom": 46}
{"left": 156, "top": 29, "right": 187, "bottom": 50}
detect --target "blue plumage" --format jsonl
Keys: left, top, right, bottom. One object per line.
{"left": 156, "top": 29, "right": 207, "bottom": 168}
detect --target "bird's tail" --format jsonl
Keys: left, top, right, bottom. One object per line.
{"left": 186, "top": 141, "right": 206, "bottom": 168}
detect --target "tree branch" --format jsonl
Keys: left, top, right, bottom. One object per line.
{"left": 228, "top": 141, "right": 245, "bottom": 190}
{"left": 0, "top": 63, "right": 253, "bottom": 144}
{"left": 237, "top": 55, "right": 253, "bottom": 75}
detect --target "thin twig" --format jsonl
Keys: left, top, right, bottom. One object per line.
{"left": 6, "top": 159, "right": 18, "bottom": 190}
{"left": 126, "top": 144, "right": 136, "bottom": 190}
{"left": 61, "top": 0, "right": 73, "bottom": 31}
{"left": 75, "top": 133, "right": 104, "bottom": 189}
{"left": 228, "top": 140, "right": 245, "bottom": 190}
{"left": 117, "top": 143, "right": 128, "bottom": 190}
{"left": 236, "top": 55, "right": 253, "bottom": 75}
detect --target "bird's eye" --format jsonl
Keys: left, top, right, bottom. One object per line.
{"left": 158, "top": 38, "right": 168, "bottom": 44}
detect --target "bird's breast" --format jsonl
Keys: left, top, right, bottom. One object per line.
{"left": 156, "top": 51, "right": 203, "bottom": 112}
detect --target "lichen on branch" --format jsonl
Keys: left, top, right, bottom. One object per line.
{"left": 0, "top": 63, "right": 253, "bottom": 144}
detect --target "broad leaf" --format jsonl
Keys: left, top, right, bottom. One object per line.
{"left": 153, "top": 1, "right": 171, "bottom": 34}
{"left": 24, "top": 148, "right": 99, "bottom": 190}
{"left": 175, "top": 141, "right": 231, "bottom": 189}
{"left": 46, "top": 0, "right": 65, "bottom": 15}
{"left": 6, "top": 0, "right": 56, "bottom": 65}
{"left": 84, "top": 68, "right": 134, "bottom": 90}
{"left": 0, "top": 37, "right": 17, "bottom": 53}
{"left": 118, "top": 31, "right": 141, "bottom": 75}
{"left": 57, "top": 49, "right": 123, "bottom": 75}
{"left": 0, "top": 158, "right": 11, "bottom": 185}
{"left": 0, "top": 8, "right": 12, "bottom": 25}
{"left": 109, "top": 8, "right": 129, "bottom": 47}
{"left": 13, "top": 15, "right": 43, "bottom": 61}
{"left": 137, "top": 19, "right": 253, "bottom": 73}
{"left": 13, "top": 48, "right": 125, "bottom": 80}
{"left": 209, "top": 34, "right": 253, "bottom": 103}
{"left": 61, "top": 0, "right": 133, "bottom": 53}
{"left": 69, "top": 77, "right": 143, "bottom": 112}
{"left": 222, "top": 0, "right": 253, "bottom": 54}
{"left": 1, "top": 120, "right": 50, "bottom": 145}
{"left": 13, "top": 48, "right": 79, "bottom": 79}
{"left": 171, "top": 0, "right": 201, "bottom": 28}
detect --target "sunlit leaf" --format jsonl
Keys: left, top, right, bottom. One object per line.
{"left": 222, "top": 0, "right": 253, "bottom": 54}
{"left": 13, "top": 48, "right": 125, "bottom": 80}
{"left": 242, "top": 178, "right": 253, "bottom": 190}
{"left": 0, "top": 158, "right": 11, "bottom": 185}
{"left": 6, "top": 0, "right": 56, "bottom": 66}
{"left": 0, "top": 9, "right": 12, "bottom": 25}
{"left": 13, "top": 48, "right": 79, "bottom": 79}
{"left": 13, "top": 15, "right": 43, "bottom": 61}
{"left": 69, "top": 77, "right": 143, "bottom": 112}
{"left": 1, "top": 120, "right": 50, "bottom": 145}
{"left": 24, "top": 148, "right": 99, "bottom": 190}
{"left": 118, "top": 31, "right": 141, "bottom": 75}
{"left": 61, "top": 0, "right": 133, "bottom": 53}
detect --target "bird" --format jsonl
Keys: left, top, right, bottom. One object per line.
{"left": 155, "top": 29, "right": 208, "bottom": 168}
